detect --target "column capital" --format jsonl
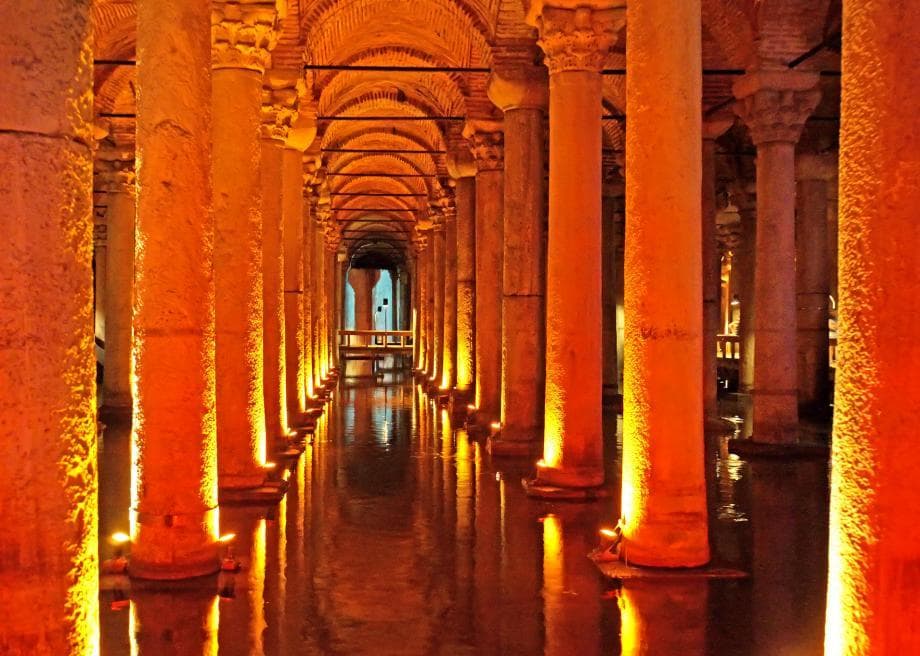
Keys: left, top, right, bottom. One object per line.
{"left": 446, "top": 133, "right": 478, "bottom": 178}
{"left": 732, "top": 69, "right": 821, "bottom": 146}
{"left": 462, "top": 120, "right": 504, "bottom": 171}
{"left": 95, "top": 146, "right": 136, "bottom": 194}
{"left": 211, "top": 0, "right": 279, "bottom": 72}
{"left": 261, "top": 70, "right": 304, "bottom": 141}
{"left": 529, "top": 3, "right": 625, "bottom": 75}
{"left": 796, "top": 151, "right": 838, "bottom": 182}
{"left": 703, "top": 113, "right": 735, "bottom": 141}
{"left": 487, "top": 45, "right": 548, "bottom": 112}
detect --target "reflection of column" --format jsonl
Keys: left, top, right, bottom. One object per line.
{"left": 464, "top": 121, "right": 504, "bottom": 421}
{"left": 131, "top": 0, "right": 220, "bottom": 579}
{"left": 131, "top": 591, "right": 219, "bottom": 655}
{"left": 452, "top": 170, "right": 476, "bottom": 398}
{"left": 98, "top": 151, "right": 137, "bottom": 409}
{"left": 529, "top": 3, "right": 620, "bottom": 490}
{"left": 488, "top": 54, "right": 547, "bottom": 452}
{"left": 441, "top": 210, "right": 458, "bottom": 390}
{"left": 211, "top": 3, "right": 275, "bottom": 489}
{"left": 702, "top": 118, "right": 733, "bottom": 420}
{"left": 0, "top": 2, "right": 97, "bottom": 651}
{"left": 795, "top": 153, "right": 834, "bottom": 414}
{"left": 217, "top": 509, "right": 267, "bottom": 656}
{"left": 261, "top": 79, "right": 296, "bottom": 448}
{"left": 826, "top": 5, "right": 920, "bottom": 653}
{"left": 619, "top": 582, "right": 708, "bottom": 655}
{"left": 620, "top": 0, "right": 708, "bottom": 565}
{"left": 734, "top": 69, "right": 820, "bottom": 443}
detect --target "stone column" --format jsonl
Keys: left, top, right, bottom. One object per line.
{"left": 211, "top": 1, "right": 276, "bottom": 490}
{"left": 601, "top": 191, "right": 622, "bottom": 399}
{"left": 795, "top": 153, "right": 835, "bottom": 415}
{"left": 526, "top": 3, "right": 620, "bottom": 493}
{"left": 440, "top": 207, "right": 458, "bottom": 390}
{"left": 619, "top": 0, "right": 708, "bottom": 565}
{"left": 734, "top": 69, "right": 820, "bottom": 444}
{"left": 826, "top": 3, "right": 920, "bottom": 652}
{"left": 428, "top": 219, "right": 446, "bottom": 385}
{"left": 301, "top": 177, "right": 317, "bottom": 400}
{"left": 131, "top": 0, "right": 220, "bottom": 578}
{"left": 315, "top": 220, "right": 329, "bottom": 383}
{"left": 97, "top": 148, "right": 137, "bottom": 409}
{"left": 0, "top": 2, "right": 97, "bottom": 651}
{"left": 487, "top": 55, "right": 548, "bottom": 454}
{"left": 448, "top": 155, "right": 477, "bottom": 405}
{"left": 349, "top": 268, "right": 380, "bottom": 377}
{"left": 416, "top": 237, "right": 430, "bottom": 374}
{"left": 736, "top": 201, "right": 757, "bottom": 392}
{"left": 283, "top": 120, "right": 315, "bottom": 423}
{"left": 94, "top": 224, "right": 107, "bottom": 352}
{"left": 702, "top": 118, "right": 733, "bottom": 422}
{"left": 261, "top": 78, "right": 297, "bottom": 448}
{"left": 463, "top": 121, "right": 504, "bottom": 423}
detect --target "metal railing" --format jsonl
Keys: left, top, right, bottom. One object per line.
{"left": 716, "top": 334, "right": 839, "bottom": 369}
{"left": 338, "top": 329, "right": 414, "bottom": 349}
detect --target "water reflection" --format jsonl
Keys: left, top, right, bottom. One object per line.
{"left": 98, "top": 379, "right": 830, "bottom": 655}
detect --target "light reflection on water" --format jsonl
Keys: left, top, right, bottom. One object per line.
{"left": 98, "top": 378, "right": 829, "bottom": 655}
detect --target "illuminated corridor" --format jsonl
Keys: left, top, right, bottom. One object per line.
{"left": 3, "top": 0, "right": 920, "bottom": 653}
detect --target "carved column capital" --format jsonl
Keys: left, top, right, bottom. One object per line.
{"left": 211, "top": 1, "right": 279, "bottom": 72}
{"left": 95, "top": 147, "right": 136, "bottom": 194}
{"left": 488, "top": 45, "right": 548, "bottom": 111}
{"left": 733, "top": 69, "right": 821, "bottom": 146}
{"left": 261, "top": 70, "right": 304, "bottom": 141}
{"left": 530, "top": 4, "right": 625, "bottom": 75}
{"left": 462, "top": 120, "right": 504, "bottom": 171}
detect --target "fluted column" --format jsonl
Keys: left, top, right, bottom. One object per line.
{"left": 826, "top": 3, "right": 920, "bottom": 652}
{"left": 97, "top": 148, "right": 137, "bottom": 409}
{"left": 488, "top": 54, "right": 548, "bottom": 454}
{"left": 131, "top": 0, "right": 220, "bottom": 578}
{"left": 702, "top": 118, "right": 733, "bottom": 422}
{"left": 795, "top": 152, "right": 835, "bottom": 415}
{"left": 526, "top": 3, "right": 620, "bottom": 492}
{"left": 211, "top": 1, "right": 276, "bottom": 490}
{"left": 619, "top": 0, "right": 708, "bottom": 564}
{"left": 464, "top": 121, "right": 504, "bottom": 423}
{"left": 440, "top": 206, "right": 458, "bottom": 390}
{"left": 734, "top": 69, "right": 820, "bottom": 444}
{"left": 261, "top": 75, "right": 298, "bottom": 449}
{"left": 0, "top": 2, "right": 97, "bottom": 651}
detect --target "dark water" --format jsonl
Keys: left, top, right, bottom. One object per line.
{"left": 98, "top": 377, "right": 829, "bottom": 655}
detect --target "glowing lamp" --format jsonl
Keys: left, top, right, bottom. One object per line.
{"left": 591, "top": 525, "right": 623, "bottom": 563}
{"left": 536, "top": 459, "right": 548, "bottom": 469}
{"left": 262, "top": 462, "right": 277, "bottom": 470}
{"left": 218, "top": 533, "right": 236, "bottom": 544}
{"left": 467, "top": 404, "right": 477, "bottom": 411}
{"left": 111, "top": 531, "right": 131, "bottom": 545}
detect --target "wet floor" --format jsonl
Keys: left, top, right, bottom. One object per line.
{"left": 98, "top": 376, "right": 829, "bottom": 655}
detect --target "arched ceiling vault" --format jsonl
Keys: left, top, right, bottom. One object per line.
{"left": 91, "top": 0, "right": 840, "bottom": 262}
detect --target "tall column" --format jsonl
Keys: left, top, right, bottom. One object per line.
{"left": 330, "top": 247, "right": 344, "bottom": 372}
{"left": 0, "top": 2, "right": 97, "bottom": 652}
{"left": 463, "top": 121, "right": 504, "bottom": 423}
{"left": 314, "top": 219, "right": 329, "bottom": 383}
{"left": 734, "top": 69, "right": 820, "bottom": 444}
{"left": 526, "top": 2, "right": 619, "bottom": 493}
{"left": 415, "top": 237, "right": 430, "bottom": 373}
{"left": 428, "top": 220, "right": 446, "bottom": 385}
{"left": 448, "top": 159, "right": 477, "bottom": 404}
{"left": 488, "top": 55, "right": 548, "bottom": 454}
{"left": 261, "top": 79, "right": 297, "bottom": 448}
{"left": 98, "top": 148, "right": 137, "bottom": 409}
{"left": 826, "top": 2, "right": 920, "bottom": 652}
{"left": 795, "top": 153, "right": 835, "bottom": 415}
{"left": 737, "top": 202, "right": 757, "bottom": 392}
{"left": 440, "top": 208, "right": 458, "bottom": 391}
{"left": 702, "top": 118, "right": 733, "bottom": 422}
{"left": 349, "top": 268, "right": 380, "bottom": 377}
{"left": 131, "top": 0, "right": 220, "bottom": 578}
{"left": 601, "top": 191, "right": 622, "bottom": 399}
{"left": 94, "top": 225, "right": 107, "bottom": 351}
{"left": 619, "top": 0, "right": 708, "bottom": 565}
{"left": 211, "top": 2, "right": 276, "bottom": 490}
{"left": 283, "top": 121, "right": 315, "bottom": 423}
{"left": 301, "top": 179, "right": 316, "bottom": 400}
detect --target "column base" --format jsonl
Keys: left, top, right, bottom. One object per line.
{"left": 705, "top": 416, "right": 737, "bottom": 434}
{"left": 522, "top": 476, "right": 609, "bottom": 501}
{"left": 591, "top": 557, "right": 747, "bottom": 581}
{"left": 728, "top": 438, "right": 829, "bottom": 459}
{"left": 488, "top": 433, "right": 540, "bottom": 458}
{"left": 128, "top": 508, "right": 221, "bottom": 581}
{"left": 449, "top": 389, "right": 474, "bottom": 423}
{"left": 128, "top": 556, "right": 221, "bottom": 582}
{"left": 218, "top": 478, "right": 288, "bottom": 505}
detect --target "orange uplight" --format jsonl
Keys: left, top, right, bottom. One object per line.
{"left": 599, "top": 527, "right": 618, "bottom": 540}
{"left": 467, "top": 404, "right": 477, "bottom": 411}
{"left": 218, "top": 533, "right": 236, "bottom": 544}
{"left": 263, "top": 461, "right": 277, "bottom": 470}
{"left": 111, "top": 532, "right": 131, "bottom": 545}
{"left": 536, "top": 459, "right": 548, "bottom": 469}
